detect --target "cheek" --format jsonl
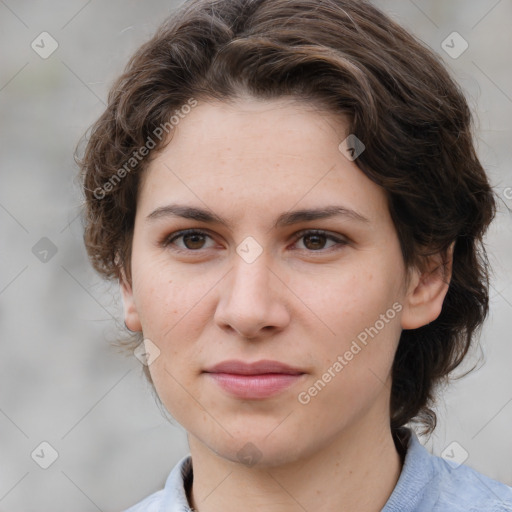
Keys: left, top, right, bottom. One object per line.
{"left": 131, "top": 256, "right": 215, "bottom": 387}
{"left": 298, "top": 276, "right": 402, "bottom": 435}
{"left": 309, "top": 260, "right": 404, "bottom": 381}
{"left": 132, "top": 256, "right": 211, "bottom": 337}
{"left": 302, "top": 260, "right": 402, "bottom": 341}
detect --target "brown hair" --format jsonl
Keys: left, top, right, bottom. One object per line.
{"left": 78, "top": 0, "right": 496, "bottom": 435}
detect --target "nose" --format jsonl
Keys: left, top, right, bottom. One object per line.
{"left": 214, "top": 251, "right": 291, "bottom": 340}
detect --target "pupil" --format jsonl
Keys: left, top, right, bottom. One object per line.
{"left": 184, "top": 233, "right": 204, "bottom": 249}
{"left": 304, "top": 234, "right": 325, "bottom": 250}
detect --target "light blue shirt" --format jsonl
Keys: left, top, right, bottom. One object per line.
{"left": 124, "top": 427, "right": 512, "bottom": 511}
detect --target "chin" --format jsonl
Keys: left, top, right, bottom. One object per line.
{"left": 203, "top": 428, "right": 308, "bottom": 469}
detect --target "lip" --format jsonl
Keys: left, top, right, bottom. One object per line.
{"left": 203, "top": 359, "right": 306, "bottom": 399}
{"left": 204, "top": 359, "right": 305, "bottom": 375}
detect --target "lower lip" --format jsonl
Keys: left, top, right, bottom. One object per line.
{"left": 205, "top": 372, "right": 304, "bottom": 399}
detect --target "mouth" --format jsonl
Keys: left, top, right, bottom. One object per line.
{"left": 202, "top": 359, "right": 306, "bottom": 400}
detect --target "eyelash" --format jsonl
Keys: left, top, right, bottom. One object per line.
{"left": 161, "top": 229, "right": 349, "bottom": 254}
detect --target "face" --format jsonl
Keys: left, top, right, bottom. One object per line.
{"left": 121, "top": 96, "right": 443, "bottom": 467}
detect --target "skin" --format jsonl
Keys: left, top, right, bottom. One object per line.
{"left": 121, "top": 96, "right": 452, "bottom": 512}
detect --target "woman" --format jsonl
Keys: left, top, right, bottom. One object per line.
{"left": 78, "top": 0, "right": 512, "bottom": 510}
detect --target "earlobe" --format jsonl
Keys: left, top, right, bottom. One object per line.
{"left": 400, "top": 244, "right": 454, "bottom": 330}
{"left": 119, "top": 273, "right": 142, "bottom": 332}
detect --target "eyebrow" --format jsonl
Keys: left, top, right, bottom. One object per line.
{"left": 145, "top": 204, "right": 369, "bottom": 229}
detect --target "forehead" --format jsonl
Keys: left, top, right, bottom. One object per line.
{"left": 137, "top": 97, "right": 389, "bottom": 226}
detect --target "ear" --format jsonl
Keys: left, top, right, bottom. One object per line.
{"left": 119, "top": 270, "right": 142, "bottom": 332}
{"left": 401, "top": 243, "right": 454, "bottom": 330}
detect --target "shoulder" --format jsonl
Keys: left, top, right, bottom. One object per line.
{"left": 121, "top": 454, "right": 193, "bottom": 512}
{"left": 384, "top": 428, "right": 512, "bottom": 512}
{"left": 122, "top": 489, "right": 165, "bottom": 512}
{"left": 429, "top": 453, "right": 512, "bottom": 511}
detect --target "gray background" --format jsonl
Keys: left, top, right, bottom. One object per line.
{"left": 1, "top": 0, "right": 511, "bottom": 510}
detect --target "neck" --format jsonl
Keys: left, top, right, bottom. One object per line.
{"left": 187, "top": 414, "right": 404, "bottom": 512}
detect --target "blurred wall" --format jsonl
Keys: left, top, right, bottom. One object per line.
{"left": 1, "top": 1, "right": 511, "bottom": 510}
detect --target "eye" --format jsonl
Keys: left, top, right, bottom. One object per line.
{"left": 162, "top": 229, "right": 216, "bottom": 251}
{"left": 160, "top": 228, "right": 348, "bottom": 254}
{"left": 292, "top": 230, "right": 348, "bottom": 252}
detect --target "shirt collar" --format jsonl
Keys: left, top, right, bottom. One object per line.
{"left": 159, "top": 453, "right": 194, "bottom": 512}
{"left": 382, "top": 427, "right": 438, "bottom": 511}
